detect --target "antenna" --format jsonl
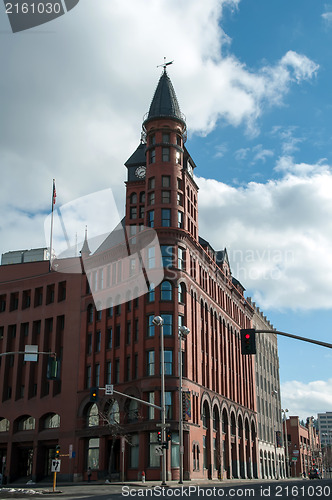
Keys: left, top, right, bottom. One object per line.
{"left": 157, "top": 57, "right": 174, "bottom": 71}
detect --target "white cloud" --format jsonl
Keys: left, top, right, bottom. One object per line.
{"left": 0, "top": 0, "right": 320, "bottom": 280}
{"left": 322, "top": 12, "right": 332, "bottom": 24}
{"left": 252, "top": 144, "right": 274, "bottom": 163}
{"left": 281, "top": 379, "right": 332, "bottom": 421}
{"left": 197, "top": 158, "right": 332, "bottom": 310}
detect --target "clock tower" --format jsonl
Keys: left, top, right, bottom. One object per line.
{"left": 124, "top": 66, "right": 199, "bottom": 241}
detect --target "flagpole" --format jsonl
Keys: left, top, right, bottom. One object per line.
{"left": 49, "top": 179, "right": 56, "bottom": 271}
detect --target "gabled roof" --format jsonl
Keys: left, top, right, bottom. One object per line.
{"left": 144, "top": 70, "right": 185, "bottom": 125}
{"left": 124, "top": 142, "right": 146, "bottom": 167}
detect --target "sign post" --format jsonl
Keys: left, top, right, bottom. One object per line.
{"left": 51, "top": 459, "right": 61, "bottom": 492}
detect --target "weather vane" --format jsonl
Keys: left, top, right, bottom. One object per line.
{"left": 157, "top": 57, "right": 174, "bottom": 71}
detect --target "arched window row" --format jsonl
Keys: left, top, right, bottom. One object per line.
{"left": 0, "top": 413, "right": 60, "bottom": 433}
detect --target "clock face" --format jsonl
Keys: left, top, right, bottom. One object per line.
{"left": 135, "top": 166, "right": 146, "bottom": 179}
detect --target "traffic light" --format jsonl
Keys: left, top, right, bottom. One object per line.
{"left": 157, "top": 431, "right": 162, "bottom": 443}
{"left": 241, "top": 329, "right": 256, "bottom": 355}
{"left": 166, "top": 431, "right": 172, "bottom": 442}
{"left": 90, "top": 387, "right": 99, "bottom": 403}
{"left": 55, "top": 445, "right": 60, "bottom": 457}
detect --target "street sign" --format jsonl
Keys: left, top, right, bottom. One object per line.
{"left": 69, "top": 444, "right": 73, "bottom": 459}
{"left": 293, "top": 450, "right": 299, "bottom": 455}
{"left": 24, "top": 345, "right": 38, "bottom": 362}
{"left": 105, "top": 384, "right": 114, "bottom": 395}
{"left": 292, "top": 457, "right": 298, "bottom": 462}
{"left": 51, "top": 460, "right": 61, "bottom": 472}
{"left": 155, "top": 446, "right": 163, "bottom": 456}
{"left": 156, "top": 423, "right": 171, "bottom": 427}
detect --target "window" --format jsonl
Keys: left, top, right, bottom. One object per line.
{"left": 18, "top": 416, "right": 35, "bottom": 431}
{"left": 129, "top": 434, "right": 139, "bottom": 468}
{"left": 171, "top": 432, "right": 180, "bottom": 467}
{"left": 165, "top": 392, "right": 173, "bottom": 419}
{"left": 134, "top": 319, "right": 139, "bottom": 342}
{"left": 149, "top": 432, "right": 160, "bottom": 467}
{"left": 203, "top": 436, "right": 207, "bottom": 469}
{"left": 147, "top": 210, "right": 154, "bottom": 228}
{"left": 148, "top": 177, "right": 155, "bottom": 190}
{"left": 130, "top": 258, "right": 136, "bottom": 276}
{"left": 106, "top": 361, "right": 112, "bottom": 384}
{"left": 87, "top": 438, "right": 99, "bottom": 469}
{"left": 10, "top": 292, "right": 19, "bottom": 311}
{"left": 162, "top": 314, "right": 173, "bottom": 336}
{"left": 0, "top": 419, "right": 9, "bottom": 432}
{"left": 177, "top": 178, "right": 183, "bottom": 190}
{"left": 162, "top": 190, "right": 170, "bottom": 203}
{"left": 86, "top": 366, "right": 91, "bottom": 388}
{"left": 107, "top": 328, "right": 112, "bottom": 349}
{"left": 147, "top": 315, "right": 155, "bottom": 337}
{"left": 147, "top": 351, "right": 155, "bottom": 375}
{"left": 161, "top": 245, "right": 173, "bottom": 268}
{"left": 87, "top": 333, "right": 92, "bottom": 354}
{"left": 150, "top": 148, "right": 156, "bottom": 164}
{"left": 148, "top": 192, "right": 155, "bottom": 205}
{"left": 161, "top": 209, "right": 171, "bottom": 227}
{"left": 95, "top": 364, "right": 100, "bottom": 387}
{"left": 115, "top": 359, "right": 120, "bottom": 383}
{"left": 177, "top": 135, "right": 182, "bottom": 146}
{"left": 148, "top": 246, "right": 155, "bottom": 268}
{"left": 177, "top": 193, "right": 183, "bottom": 206}
{"left": 162, "top": 176, "right": 171, "bottom": 187}
{"left": 148, "top": 392, "right": 155, "bottom": 420}
{"left": 175, "top": 151, "right": 181, "bottom": 165}
{"left": 21, "top": 323, "right": 29, "bottom": 337}
{"left": 127, "top": 322, "right": 131, "bottom": 344}
{"left": 178, "top": 247, "right": 185, "bottom": 270}
{"left": 150, "top": 134, "right": 155, "bottom": 145}
{"left": 22, "top": 290, "right": 31, "bottom": 309}
{"left": 162, "top": 132, "right": 170, "bottom": 143}
{"left": 95, "top": 331, "right": 101, "bottom": 352}
{"left": 134, "top": 353, "right": 138, "bottom": 378}
{"left": 162, "top": 147, "right": 170, "bottom": 162}
{"left": 108, "top": 401, "right": 120, "bottom": 424}
{"left": 161, "top": 281, "right": 172, "bottom": 301}
{"left": 0, "top": 295, "right": 6, "bottom": 313}
{"left": 130, "top": 192, "right": 137, "bottom": 204}
{"left": 178, "top": 211, "right": 184, "bottom": 229}
{"left": 87, "top": 304, "right": 94, "bottom": 323}
{"left": 58, "top": 281, "right": 66, "bottom": 301}
{"left": 140, "top": 192, "right": 145, "bottom": 203}
{"left": 163, "top": 350, "right": 173, "bottom": 375}
{"left": 130, "top": 206, "right": 137, "bottom": 219}
{"left": 126, "top": 356, "right": 131, "bottom": 381}
{"left": 115, "top": 325, "right": 121, "bottom": 347}
{"left": 88, "top": 404, "right": 99, "bottom": 427}
{"left": 139, "top": 206, "right": 145, "bottom": 218}
{"left": 178, "top": 282, "right": 186, "bottom": 303}
{"left": 148, "top": 283, "right": 155, "bottom": 302}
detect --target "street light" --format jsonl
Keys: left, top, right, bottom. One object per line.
{"left": 271, "top": 390, "right": 278, "bottom": 479}
{"left": 281, "top": 408, "right": 289, "bottom": 478}
{"left": 152, "top": 315, "right": 167, "bottom": 486}
{"left": 178, "top": 325, "right": 190, "bottom": 484}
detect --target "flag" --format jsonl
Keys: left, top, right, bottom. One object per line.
{"left": 53, "top": 179, "right": 56, "bottom": 205}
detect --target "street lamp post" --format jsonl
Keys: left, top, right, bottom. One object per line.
{"left": 153, "top": 316, "right": 167, "bottom": 486}
{"left": 178, "top": 325, "right": 190, "bottom": 485}
{"left": 282, "top": 409, "right": 289, "bottom": 478}
{"left": 271, "top": 390, "right": 278, "bottom": 479}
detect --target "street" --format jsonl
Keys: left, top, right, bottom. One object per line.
{"left": 0, "top": 478, "right": 331, "bottom": 500}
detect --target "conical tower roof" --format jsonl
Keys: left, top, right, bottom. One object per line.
{"left": 143, "top": 69, "right": 185, "bottom": 126}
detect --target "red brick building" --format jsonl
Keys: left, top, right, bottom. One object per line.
{"left": 0, "top": 69, "right": 258, "bottom": 482}
{"left": 286, "top": 416, "right": 322, "bottom": 477}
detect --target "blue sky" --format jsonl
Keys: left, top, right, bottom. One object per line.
{"left": 1, "top": 0, "right": 332, "bottom": 419}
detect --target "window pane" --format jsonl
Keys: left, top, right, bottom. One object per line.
{"left": 161, "top": 209, "right": 171, "bottom": 227}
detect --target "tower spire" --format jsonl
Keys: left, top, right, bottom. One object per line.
{"left": 157, "top": 57, "right": 174, "bottom": 72}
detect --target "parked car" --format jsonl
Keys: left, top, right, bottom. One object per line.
{"left": 308, "top": 468, "right": 321, "bottom": 479}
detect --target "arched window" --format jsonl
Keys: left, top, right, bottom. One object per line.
{"left": 0, "top": 418, "right": 9, "bottom": 432}
{"left": 130, "top": 192, "right": 137, "bottom": 204}
{"left": 140, "top": 192, "right": 145, "bottom": 203}
{"left": 127, "top": 399, "right": 139, "bottom": 423}
{"left": 178, "top": 282, "right": 186, "bottom": 303}
{"left": 17, "top": 416, "right": 35, "bottom": 431}
{"left": 108, "top": 401, "right": 120, "bottom": 425}
{"left": 161, "top": 281, "right": 172, "bottom": 301}
{"left": 87, "top": 404, "right": 99, "bottom": 427}
{"left": 44, "top": 413, "right": 60, "bottom": 429}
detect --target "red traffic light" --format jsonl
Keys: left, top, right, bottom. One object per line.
{"left": 240, "top": 329, "right": 256, "bottom": 355}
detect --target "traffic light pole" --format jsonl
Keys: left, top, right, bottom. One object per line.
{"left": 255, "top": 330, "right": 332, "bottom": 350}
